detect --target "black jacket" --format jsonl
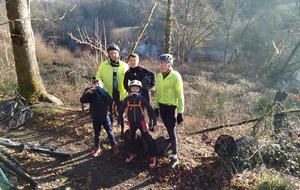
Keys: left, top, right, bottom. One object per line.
{"left": 118, "top": 95, "right": 157, "bottom": 125}
{"left": 80, "top": 88, "right": 112, "bottom": 121}
{"left": 123, "top": 66, "right": 155, "bottom": 92}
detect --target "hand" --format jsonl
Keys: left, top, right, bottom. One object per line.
{"left": 149, "top": 126, "right": 154, "bottom": 132}
{"left": 117, "top": 124, "right": 121, "bottom": 131}
{"left": 177, "top": 113, "right": 183, "bottom": 124}
{"left": 149, "top": 125, "right": 158, "bottom": 132}
{"left": 155, "top": 108, "right": 160, "bottom": 118}
{"left": 88, "top": 87, "right": 95, "bottom": 94}
{"left": 152, "top": 125, "right": 158, "bottom": 132}
{"left": 150, "top": 86, "right": 155, "bottom": 91}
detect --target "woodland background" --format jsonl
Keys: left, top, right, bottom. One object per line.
{"left": 0, "top": 0, "right": 300, "bottom": 189}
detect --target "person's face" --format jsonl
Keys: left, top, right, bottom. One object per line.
{"left": 130, "top": 86, "right": 140, "bottom": 93}
{"left": 128, "top": 56, "right": 139, "bottom": 68}
{"left": 92, "top": 83, "right": 99, "bottom": 89}
{"left": 109, "top": 50, "right": 119, "bottom": 61}
{"left": 159, "top": 62, "right": 171, "bottom": 73}
{"left": 93, "top": 83, "right": 99, "bottom": 87}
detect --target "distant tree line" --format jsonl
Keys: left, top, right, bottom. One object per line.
{"left": 3, "top": 0, "right": 300, "bottom": 89}
{"left": 30, "top": 0, "right": 166, "bottom": 51}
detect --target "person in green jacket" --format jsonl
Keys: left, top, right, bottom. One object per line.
{"left": 96, "top": 43, "right": 129, "bottom": 137}
{"left": 154, "top": 53, "right": 184, "bottom": 169}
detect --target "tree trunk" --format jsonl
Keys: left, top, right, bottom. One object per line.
{"left": 270, "top": 38, "right": 300, "bottom": 86}
{"left": 164, "top": 0, "right": 174, "bottom": 54}
{"left": 224, "top": 1, "right": 238, "bottom": 65}
{"left": 5, "top": 0, "right": 62, "bottom": 105}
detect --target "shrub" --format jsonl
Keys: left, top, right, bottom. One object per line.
{"left": 253, "top": 172, "right": 292, "bottom": 190}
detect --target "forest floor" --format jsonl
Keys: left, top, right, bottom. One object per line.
{"left": 1, "top": 61, "right": 300, "bottom": 189}
{"left": 1, "top": 103, "right": 299, "bottom": 190}
{"left": 0, "top": 101, "right": 253, "bottom": 190}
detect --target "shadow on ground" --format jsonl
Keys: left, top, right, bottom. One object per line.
{"left": 0, "top": 109, "right": 234, "bottom": 190}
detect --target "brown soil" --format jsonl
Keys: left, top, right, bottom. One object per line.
{"left": 1, "top": 102, "right": 299, "bottom": 190}
{"left": 0, "top": 102, "right": 230, "bottom": 190}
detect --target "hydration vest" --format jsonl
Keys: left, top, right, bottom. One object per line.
{"left": 125, "top": 98, "right": 144, "bottom": 118}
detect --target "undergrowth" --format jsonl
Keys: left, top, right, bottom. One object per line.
{"left": 0, "top": 37, "right": 299, "bottom": 189}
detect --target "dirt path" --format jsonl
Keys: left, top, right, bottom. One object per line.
{"left": 1, "top": 105, "right": 300, "bottom": 189}
{"left": 0, "top": 107, "right": 196, "bottom": 189}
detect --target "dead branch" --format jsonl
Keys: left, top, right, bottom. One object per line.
{"left": 188, "top": 117, "right": 260, "bottom": 135}
{"left": 265, "top": 19, "right": 300, "bottom": 67}
{"left": 68, "top": 31, "right": 102, "bottom": 52}
{"left": 187, "top": 109, "right": 300, "bottom": 135}
{"left": 68, "top": 21, "right": 107, "bottom": 57}
{"left": 129, "top": 3, "right": 157, "bottom": 54}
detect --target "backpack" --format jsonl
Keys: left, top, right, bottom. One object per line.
{"left": 141, "top": 74, "right": 152, "bottom": 89}
{"left": 81, "top": 87, "right": 92, "bottom": 115}
{"left": 139, "top": 67, "right": 153, "bottom": 89}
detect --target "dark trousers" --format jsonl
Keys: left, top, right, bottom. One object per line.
{"left": 129, "top": 120, "right": 155, "bottom": 157}
{"left": 112, "top": 90, "right": 124, "bottom": 131}
{"left": 141, "top": 89, "right": 153, "bottom": 127}
{"left": 159, "top": 103, "right": 177, "bottom": 154}
{"left": 141, "top": 89, "right": 150, "bottom": 104}
{"left": 93, "top": 116, "right": 116, "bottom": 148}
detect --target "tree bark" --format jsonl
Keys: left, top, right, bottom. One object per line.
{"left": 164, "top": 0, "right": 174, "bottom": 54}
{"left": 5, "top": 0, "right": 62, "bottom": 105}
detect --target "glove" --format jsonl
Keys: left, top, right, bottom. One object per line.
{"left": 152, "top": 125, "right": 158, "bottom": 132}
{"left": 177, "top": 113, "right": 184, "bottom": 124}
{"left": 155, "top": 108, "right": 160, "bottom": 118}
{"left": 149, "top": 127, "right": 154, "bottom": 132}
{"left": 150, "top": 86, "right": 156, "bottom": 91}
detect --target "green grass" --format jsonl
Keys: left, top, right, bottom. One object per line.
{"left": 253, "top": 172, "right": 292, "bottom": 190}
{"left": 254, "top": 96, "right": 273, "bottom": 115}
{"left": 0, "top": 79, "right": 18, "bottom": 96}
{"left": 33, "top": 105, "right": 65, "bottom": 115}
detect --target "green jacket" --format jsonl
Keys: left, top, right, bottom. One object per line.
{"left": 155, "top": 69, "right": 184, "bottom": 113}
{"left": 96, "top": 60, "right": 129, "bottom": 101}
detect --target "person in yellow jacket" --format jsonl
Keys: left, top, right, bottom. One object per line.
{"left": 96, "top": 43, "right": 129, "bottom": 136}
{"left": 154, "top": 53, "right": 184, "bottom": 169}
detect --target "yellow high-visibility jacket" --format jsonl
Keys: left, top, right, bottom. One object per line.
{"left": 155, "top": 69, "right": 184, "bottom": 113}
{"left": 96, "top": 60, "right": 129, "bottom": 101}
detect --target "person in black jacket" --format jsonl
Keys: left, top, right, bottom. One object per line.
{"left": 80, "top": 80, "right": 119, "bottom": 157}
{"left": 123, "top": 53, "right": 155, "bottom": 103}
{"left": 118, "top": 80, "right": 157, "bottom": 168}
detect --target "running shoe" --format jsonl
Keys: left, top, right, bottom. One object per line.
{"left": 149, "top": 157, "right": 156, "bottom": 168}
{"left": 169, "top": 157, "right": 179, "bottom": 169}
{"left": 91, "top": 147, "right": 101, "bottom": 157}
{"left": 112, "top": 145, "right": 119, "bottom": 155}
{"left": 125, "top": 153, "right": 136, "bottom": 163}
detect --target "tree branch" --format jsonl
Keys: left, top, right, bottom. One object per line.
{"left": 187, "top": 109, "right": 300, "bottom": 135}
{"left": 130, "top": 3, "right": 157, "bottom": 54}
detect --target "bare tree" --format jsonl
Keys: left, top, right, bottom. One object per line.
{"left": 271, "top": 37, "right": 300, "bottom": 86}
{"left": 223, "top": 0, "right": 238, "bottom": 65}
{"left": 68, "top": 18, "right": 108, "bottom": 72}
{"left": 295, "top": 0, "right": 300, "bottom": 15}
{"left": 130, "top": 3, "right": 157, "bottom": 54}
{"left": 69, "top": 4, "right": 158, "bottom": 63}
{"left": 5, "top": 0, "right": 62, "bottom": 104}
{"left": 173, "top": 0, "right": 221, "bottom": 63}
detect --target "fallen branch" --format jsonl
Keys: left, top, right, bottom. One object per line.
{"left": 187, "top": 117, "right": 260, "bottom": 135}
{"left": 187, "top": 109, "right": 300, "bottom": 135}
{"left": 129, "top": 3, "right": 157, "bottom": 54}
